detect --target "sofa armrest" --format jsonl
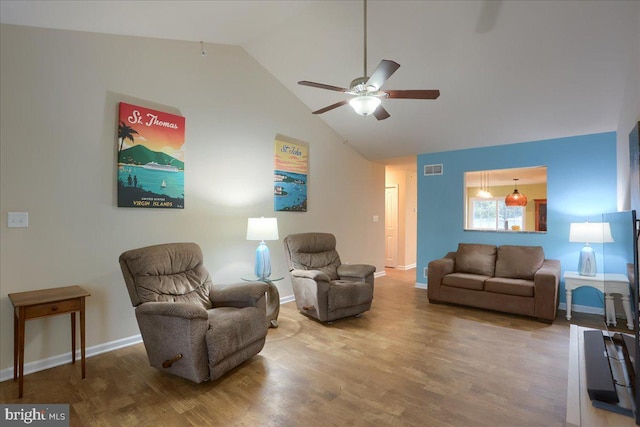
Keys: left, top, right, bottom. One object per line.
{"left": 210, "top": 282, "right": 268, "bottom": 309}
{"left": 533, "top": 259, "right": 561, "bottom": 321}
{"left": 427, "top": 252, "right": 456, "bottom": 301}
{"left": 291, "top": 269, "right": 332, "bottom": 282}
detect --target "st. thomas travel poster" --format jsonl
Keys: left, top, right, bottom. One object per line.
{"left": 117, "top": 102, "right": 185, "bottom": 208}
{"left": 274, "top": 136, "right": 308, "bottom": 212}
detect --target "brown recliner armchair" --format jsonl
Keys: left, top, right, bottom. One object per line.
{"left": 119, "top": 242, "right": 269, "bottom": 383}
{"left": 283, "top": 232, "right": 376, "bottom": 323}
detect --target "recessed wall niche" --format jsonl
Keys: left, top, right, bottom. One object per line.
{"left": 464, "top": 166, "right": 547, "bottom": 233}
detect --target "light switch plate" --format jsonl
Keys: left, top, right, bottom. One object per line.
{"left": 8, "top": 212, "right": 28, "bottom": 228}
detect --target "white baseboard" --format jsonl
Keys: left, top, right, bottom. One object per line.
{"left": 280, "top": 295, "right": 295, "bottom": 304}
{"left": 374, "top": 271, "right": 386, "bottom": 278}
{"left": 558, "top": 302, "right": 604, "bottom": 316}
{"left": 0, "top": 334, "right": 142, "bottom": 383}
{"left": 396, "top": 264, "right": 416, "bottom": 271}
{"left": 415, "top": 283, "right": 428, "bottom": 290}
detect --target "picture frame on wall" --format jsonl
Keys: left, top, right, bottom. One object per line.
{"left": 117, "top": 102, "right": 185, "bottom": 208}
{"left": 274, "top": 134, "right": 308, "bottom": 212}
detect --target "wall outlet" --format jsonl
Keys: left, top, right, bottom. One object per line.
{"left": 424, "top": 267, "right": 428, "bottom": 278}
{"left": 8, "top": 212, "right": 28, "bottom": 228}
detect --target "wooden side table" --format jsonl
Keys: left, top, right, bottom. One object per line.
{"left": 9, "top": 285, "right": 91, "bottom": 398}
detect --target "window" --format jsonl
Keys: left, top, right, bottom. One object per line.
{"left": 464, "top": 166, "right": 547, "bottom": 232}
{"left": 469, "top": 197, "right": 525, "bottom": 231}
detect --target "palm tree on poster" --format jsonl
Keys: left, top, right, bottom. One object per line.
{"left": 118, "top": 121, "right": 139, "bottom": 154}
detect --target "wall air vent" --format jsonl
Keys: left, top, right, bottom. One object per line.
{"left": 423, "top": 164, "right": 443, "bottom": 176}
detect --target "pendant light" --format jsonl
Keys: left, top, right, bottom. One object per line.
{"left": 476, "top": 171, "right": 492, "bottom": 198}
{"left": 505, "top": 178, "right": 527, "bottom": 206}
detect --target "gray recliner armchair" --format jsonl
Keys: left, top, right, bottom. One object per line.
{"left": 119, "top": 242, "right": 268, "bottom": 383}
{"left": 283, "top": 232, "right": 376, "bottom": 323}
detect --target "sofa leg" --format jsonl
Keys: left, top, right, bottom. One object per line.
{"left": 537, "top": 318, "right": 553, "bottom": 324}
{"left": 355, "top": 313, "right": 361, "bottom": 318}
{"left": 428, "top": 299, "right": 441, "bottom": 304}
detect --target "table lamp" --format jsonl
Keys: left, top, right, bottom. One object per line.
{"left": 569, "top": 221, "right": 613, "bottom": 276}
{"left": 246, "top": 217, "right": 279, "bottom": 279}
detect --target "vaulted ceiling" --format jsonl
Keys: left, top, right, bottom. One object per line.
{"left": 2, "top": 1, "right": 638, "bottom": 165}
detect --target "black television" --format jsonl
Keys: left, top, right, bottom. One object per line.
{"left": 597, "top": 209, "right": 640, "bottom": 423}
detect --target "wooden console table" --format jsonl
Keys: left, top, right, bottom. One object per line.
{"left": 9, "top": 285, "right": 90, "bottom": 398}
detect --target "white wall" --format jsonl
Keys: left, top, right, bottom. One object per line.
{"left": 0, "top": 24, "right": 385, "bottom": 372}
{"left": 616, "top": 7, "right": 640, "bottom": 210}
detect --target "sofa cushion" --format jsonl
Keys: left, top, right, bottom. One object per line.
{"left": 454, "top": 243, "right": 497, "bottom": 276}
{"left": 442, "top": 273, "right": 489, "bottom": 291}
{"left": 495, "top": 245, "right": 544, "bottom": 280}
{"left": 485, "top": 277, "right": 535, "bottom": 297}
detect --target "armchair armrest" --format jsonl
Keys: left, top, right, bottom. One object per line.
{"left": 290, "top": 269, "right": 331, "bottom": 282}
{"left": 337, "top": 264, "right": 376, "bottom": 279}
{"left": 136, "top": 301, "right": 208, "bottom": 319}
{"left": 210, "top": 282, "right": 268, "bottom": 308}
{"left": 534, "top": 259, "right": 561, "bottom": 321}
{"left": 134, "top": 301, "right": 210, "bottom": 383}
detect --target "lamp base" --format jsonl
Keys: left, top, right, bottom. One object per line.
{"left": 577, "top": 244, "right": 597, "bottom": 277}
{"left": 255, "top": 241, "right": 271, "bottom": 279}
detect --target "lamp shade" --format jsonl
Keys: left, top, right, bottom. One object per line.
{"left": 246, "top": 217, "right": 279, "bottom": 241}
{"left": 569, "top": 222, "right": 614, "bottom": 244}
{"left": 349, "top": 96, "right": 381, "bottom": 116}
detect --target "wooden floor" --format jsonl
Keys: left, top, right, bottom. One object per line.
{"left": 0, "top": 269, "right": 620, "bottom": 426}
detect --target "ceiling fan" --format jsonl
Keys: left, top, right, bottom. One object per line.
{"left": 298, "top": 0, "right": 440, "bottom": 120}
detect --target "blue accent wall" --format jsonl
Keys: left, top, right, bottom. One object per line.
{"left": 417, "top": 132, "right": 617, "bottom": 308}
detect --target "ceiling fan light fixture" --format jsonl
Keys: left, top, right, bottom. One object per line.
{"left": 349, "top": 95, "right": 381, "bottom": 116}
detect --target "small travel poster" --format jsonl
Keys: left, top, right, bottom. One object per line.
{"left": 274, "top": 136, "right": 308, "bottom": 212}
{"left": 117, "top": 102, "right": 185, "bottom": 208}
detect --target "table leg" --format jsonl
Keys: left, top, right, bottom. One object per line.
{"left": 80, "top": 298, "right": 86, "bottom": 378}
{"left": 13, "top": 308, "right": 18, "bottom": 381}
{"left": 265, "top": 281, "right": 280, "bottom": 328}
{"left": 566, "top": 288, "right": 573, "bottom": 321}
{"left": 71, "top": 312, "right": 76, "bottom": 364}
{"left": 605, "top": 293, "right": 616, "bottom": 326}
{"left": 621, "top": 294, "right": 634, "bottom": 330}
{"left": 18, "top": 307, "right": 25, "bottom": 398}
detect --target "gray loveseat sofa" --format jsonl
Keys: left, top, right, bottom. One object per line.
{"left": 427, "top": 243, "right": 561, "bottom": 323}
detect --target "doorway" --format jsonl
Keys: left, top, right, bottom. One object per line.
{"left": 384, "top": 157, "right": 418, "bottom": 271}
{"left": 385, "top": 185, "right": 399, "bottom": 268}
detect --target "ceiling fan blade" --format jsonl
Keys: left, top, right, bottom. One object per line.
{"left": 385, "top": 90, "right": 441, "bottom": 99}
{"left": 366, "top": 60, "right": 400, "bottom": 90}
{"left": 298, "top": 81, "right": 349, "bottom": 92}
{"left": 312, "top": 100, "right": 349, "bottom": 115}
{"left": 373, "top": 105, "right": 390, "bottom": 121}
